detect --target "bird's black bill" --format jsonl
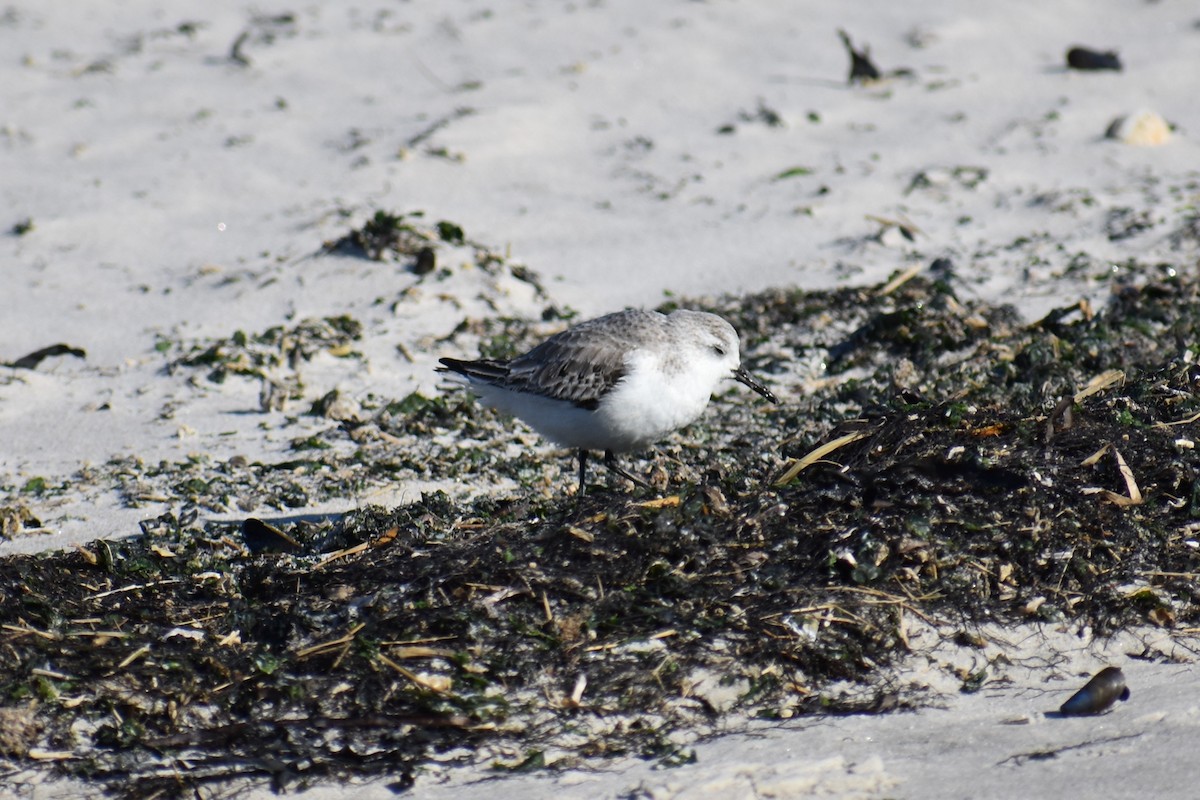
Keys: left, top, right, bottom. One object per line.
{"left": 733, "top": 366, "right": 778, "bottom": 404}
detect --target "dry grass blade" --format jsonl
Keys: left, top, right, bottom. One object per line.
{"left": 633, "top": 496, "right": 681, "bottom": 509}
{"left": 1103, "top": 448, "right": 1143, "bottom": 506}
{"left": 774, "top": 429, "right": 869, "bottom": 486}
{"left": 314, "top": 541, "right": 369, "bottom": 569}
{"left": 295, "top": 623, "right": 366, "bottom": 659}
{"left": 2, "top": 623, "right": 61, "bottom": 641}
{"left": 387, "top": 645, "right": 455, "bottom": 659}
{"left": 1081, "top": 443, "right": 1110, "bottom": 466}
{"left": 30, "top": 667, "right": 73, "bottom": 680}
{"left": 1156, "top": 410, "right": 1200, "bottom": 428}
{"left": 85, "top": 579, "right": 182, "bottom": 601}
{"left": 1073, "top": 369, "right": 1125, "bottom": 403}
{"left": 877, "top": 264, "right": 923, "bottom": 295}
{"left": 116, "top": 645, "right": 151, "bottom": 670}
{"left": 567, "top": 526, "right": 595, "bottom": 542}
{"left": 376, "top": 654, "right": 452, "bottom": 693}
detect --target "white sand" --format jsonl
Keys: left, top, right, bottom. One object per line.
{"left": 3, "top": 1, "right": 1199, "bottom": 796}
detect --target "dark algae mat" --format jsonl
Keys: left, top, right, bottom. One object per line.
{"left": 4, "top": 263, "right": 1200, "bottom": 797}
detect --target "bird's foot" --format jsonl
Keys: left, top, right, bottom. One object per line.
{"left": 602, "top": 450, "right": 653, "bottom": 490}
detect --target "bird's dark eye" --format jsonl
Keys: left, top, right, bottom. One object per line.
{"left": 712, "top": 345, "right": 726, "bottom": 356}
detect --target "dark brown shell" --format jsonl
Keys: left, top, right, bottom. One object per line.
{"left": 242, "top": 517, "right": 303, "bottom": 554}
{"left": 1059, "top": 666, "right": 1130, "bottom": 715}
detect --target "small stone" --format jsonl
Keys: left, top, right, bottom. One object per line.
{"left": 412, "top": 246, "right": 436, "bottom": 275}
{"left": 1066, "top": 47, "right": 1122, "bottom": 71}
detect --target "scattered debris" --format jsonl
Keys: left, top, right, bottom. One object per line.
{"left": 403, "top": 106, "right": 476, "bottom": 152}
{"left": 905, "top": 166, "right": 989, "bottom": 195}
{"left": 229, "top": 13, "right": 298, "bottom": 67}
{"left": 865, "top": 213, "right": 920, "bottom": 243}
{"left": 836, "top": 30, "right": 915, "bottom": 84}
{"left": 718, "top": 100, "right": 786, "bottom": 134}
{"left": 166, "top": 315, "right": 362, "bottom": 385}
{"left": 5, "top": 344, "right": 86, "bottom": 370}
{"left": 1106, "top": 207, "right": 1156, "bottom": 241}
{"left": 838, "top": 29, "right": 881, "bottom": 83}
{"left": 0, "top": 505, "right": 42, "bottom": 539}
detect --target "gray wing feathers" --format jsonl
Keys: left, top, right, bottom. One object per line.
{"left": 440, "top": 310, "right": 661, "bottom": 409}
{"left": 505, "top": 333, "right": 629, "bottom": 408}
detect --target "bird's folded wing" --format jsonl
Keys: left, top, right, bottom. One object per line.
{"left": 506, "top": 333, "right": 630, "bottom": 409}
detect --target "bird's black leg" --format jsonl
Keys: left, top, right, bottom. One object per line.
{"left": 576, "top": 449, "right": 588, "bottom": 496}
{"left": 602, "top": 450, "right": 652, "bottom": 490}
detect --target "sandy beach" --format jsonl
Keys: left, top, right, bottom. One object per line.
{"left": 3, "top": 1, "right": 1200, "bottom": 797}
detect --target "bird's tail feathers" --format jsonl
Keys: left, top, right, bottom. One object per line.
{"left": 437, "top": 357, "right": 510, "bottom": 383}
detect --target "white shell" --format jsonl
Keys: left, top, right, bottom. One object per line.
{"left": 1106, "top": 110, "right": 1172, "bottom": 147}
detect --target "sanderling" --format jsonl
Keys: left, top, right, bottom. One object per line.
{"left": 438, "top": 308, "right": 778, "bottom": 492}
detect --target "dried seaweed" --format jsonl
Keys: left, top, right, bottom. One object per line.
{"left": 4, "top": 266, "right": 1200, "bottom": 797}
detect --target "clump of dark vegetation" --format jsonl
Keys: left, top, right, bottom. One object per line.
{"left": 319, "top": 209, "right": 549, "bottom": 296}
{"left": 165, "top": 315, "right": 363, "bottom": 384}
{"left": 4, "top": 265, "right": 1200, "bottom": 797}
{"left": 323, "top": 210, "right": 430, "bottom": 262}
{"left": 322, "top": 210, "right": 469, "bottom": 265}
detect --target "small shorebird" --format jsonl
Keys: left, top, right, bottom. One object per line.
{"left": 438, "top": 308, "right": 778, "bottom": 492}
